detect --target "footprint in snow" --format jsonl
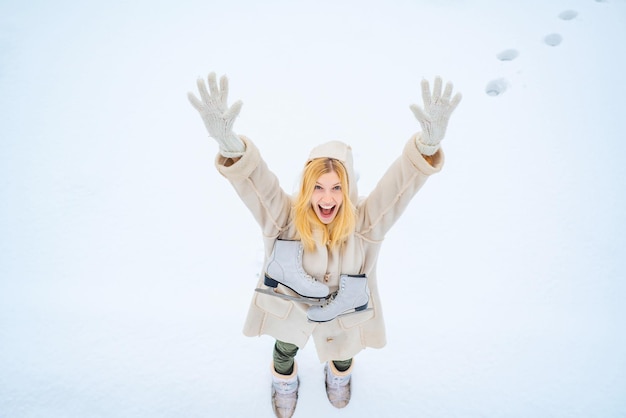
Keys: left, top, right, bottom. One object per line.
{"left": 485, "top": 9, "right": 581, "bottom": 96}
{"left": 558, "top": 10, "right": 578, "bottom": 21}
{"left": 484, "top": 50, "right": 517, "bottom": 97}
{"left": 543, "top": 9, "right": 578, "bottom": 47}
{"left": 496, "top": 49, "right": 519, "bottom": 62}
{"left": 544, "top": 33, "right": 563, "bottom": 47}
{"left": 485, "top": 78, "right": 509, "bottom": 97}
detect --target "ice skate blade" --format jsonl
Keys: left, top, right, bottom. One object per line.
{"left": 255, "top": 288, "right": 328, "bottom": 306}
{"left": 307, "top": 307, "right": 373, "bottom": 323}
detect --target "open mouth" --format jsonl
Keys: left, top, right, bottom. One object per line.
{"left": 318, "top": 205, "right": 336, "bottom": 218}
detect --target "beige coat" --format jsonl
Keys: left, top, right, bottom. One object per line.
{"left": 215, "top": 135, "right": 443, "bottom": 362}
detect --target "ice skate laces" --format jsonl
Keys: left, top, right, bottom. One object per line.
{"left": 319, "top": 288, "right": 341, "bottom": 309}
{"left": 296, "top": 247, "right": 318, "bottom": 284}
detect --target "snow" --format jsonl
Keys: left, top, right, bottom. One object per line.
{"left": 1, "top": 0, "right": 625, "bottom": 416}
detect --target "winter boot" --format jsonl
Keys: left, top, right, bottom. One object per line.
{"left": 324, "top": 360, "right": 354, "bottom": 408}
{"left": 271, "top": 361, "right": 299, "bottom": 418}
{"left": 265, "top": 240, "right": 330, "bottom": 298}
{"left": 307, "top": 274, "right": 369, "bottom": 322}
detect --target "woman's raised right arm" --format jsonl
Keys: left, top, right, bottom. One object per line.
{"left": 188, "top": 72, "right": 291, "bottom": 237}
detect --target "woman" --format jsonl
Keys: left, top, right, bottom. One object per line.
{"left": 188, "top": 72, "right": 461, "bottom": 418}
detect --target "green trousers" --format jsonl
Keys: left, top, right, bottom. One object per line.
{"left": 273, "top": 340, "right": 353, "bottom": 375}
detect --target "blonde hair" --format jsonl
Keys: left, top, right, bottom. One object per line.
{"left": 293, "top": 158, "right": 356, "bottom": 251}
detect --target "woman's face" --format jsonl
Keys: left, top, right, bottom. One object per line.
{"left": 310, "top": 170, "right": 344, "bottom": 224}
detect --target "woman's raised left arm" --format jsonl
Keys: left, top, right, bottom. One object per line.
{"left": 357, "top": 77, "right": 461, "bottom": 240}
{"left": 410, "top": 76, "right": 462, "bottom": 157}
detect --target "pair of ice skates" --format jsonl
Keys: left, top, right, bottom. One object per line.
{"left": 255, "top": 240, "right": 370, "bottom": 322}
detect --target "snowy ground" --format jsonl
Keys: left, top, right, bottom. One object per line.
{"left": 1, "top": 0, "right": 626, "bottom": 417}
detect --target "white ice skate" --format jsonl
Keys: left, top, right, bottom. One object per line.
{"left": 307, "top": 274, "right": 371, "bottom": 322}
{"left": 255, "top": 240, "right": 330, "bottom": 305}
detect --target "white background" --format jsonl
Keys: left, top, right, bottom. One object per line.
{"left": 1, "top": 0, "right": 625, "bottom": 416}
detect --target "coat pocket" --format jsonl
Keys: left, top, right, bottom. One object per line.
{"left": 254, "top": 291, "right": 293, "bottom": 320}
{"left": 337, "top": 308, "right": 375, "bottom": 329}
